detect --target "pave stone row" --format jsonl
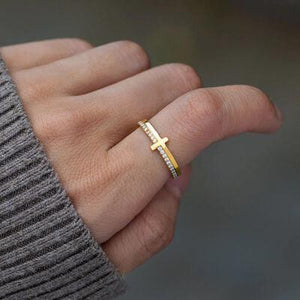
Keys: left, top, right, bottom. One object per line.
{"left": 139, "top": 121, "right": 178, "bottom": 178}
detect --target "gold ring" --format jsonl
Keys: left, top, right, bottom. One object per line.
{"left": 138, "top": 119, "right": 181, "bottom": 179}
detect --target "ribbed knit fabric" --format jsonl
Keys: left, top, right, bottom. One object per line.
{"left": 0, "top": 58, "right": 126, "bottom": 299}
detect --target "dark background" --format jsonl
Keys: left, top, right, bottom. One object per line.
{"left": 1, "top": 1, "right": 299, "bottom": 299}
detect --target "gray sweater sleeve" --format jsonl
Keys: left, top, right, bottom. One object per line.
{"left": 0, "top": 58, "right": 126, "bottom": 299}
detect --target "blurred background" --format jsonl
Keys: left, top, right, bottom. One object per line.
{"left": 0, "top": 0, "right": 299, "bottom": 299}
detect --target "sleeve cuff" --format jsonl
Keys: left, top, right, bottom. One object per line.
{"left": 0, "top": 58, "right": 126, "bottom": 299}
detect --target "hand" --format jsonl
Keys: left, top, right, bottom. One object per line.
{"left": 1, "top": 39, "right": 282, "bottom": 273}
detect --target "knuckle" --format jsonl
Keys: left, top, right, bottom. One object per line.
{"left": 138, "top": 213, "right": 175, "bottom": 256}
{"left": 33, "top": 104, "right": 87, "bottom": 141}
{"left": 32, "top": 113, "right": 56, "bottom": 142}
{"left": 116, "top": 40, "right": 150, "bottom": 68}
{"left": 179, "top": 89, "right": 223, "bottom": 140}
{"left": 12, "top": 71, "right": 43, "bottom": 102}
{"left": 191, "top": 89, "right": 222, "bottom": 116}
{"left": 64, "top": 38, "right": 93, "bottom": 51}
{"left": 57, "top": 106, "right": 87, "bottom": 135}
{"left": 165, "top": 63, "right": 202, "bottom": 90}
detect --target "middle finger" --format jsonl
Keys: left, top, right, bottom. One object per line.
{"left": 79, "top": 63, "right": 201, "bottom": 148}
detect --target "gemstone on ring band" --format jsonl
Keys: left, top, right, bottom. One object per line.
{"left": 138, "top": 119, "right": 181, "bottom": 179}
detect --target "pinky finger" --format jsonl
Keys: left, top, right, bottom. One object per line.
{"left": 0, "top": 38, "right": 92, "bottom": 71}
{"left": 102, "top": 165, "right": 192, "bottom": 273}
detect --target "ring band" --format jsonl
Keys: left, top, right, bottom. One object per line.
{"left": 138, "top": 119, "right": 181, "bottom": 179}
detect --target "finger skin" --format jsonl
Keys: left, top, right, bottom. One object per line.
{"left": 14, "top": 40, "right": 150, "bottom": 98}
{"left": 102, "top": 165, "right": 192, "bottom": 273}
{"left": 96, "top": 85, "right": 282, "bottom": 241}
{"left": 0, "top": 38, "right": 92, "bottom": 71}
{"left": 80, "top": 63, "right": 201, "bottom": 148}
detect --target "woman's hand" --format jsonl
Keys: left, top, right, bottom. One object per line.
{"left": 1, "top": 39, "right": 282, "bottom": 273}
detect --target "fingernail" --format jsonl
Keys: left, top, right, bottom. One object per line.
{"left": 270, "top": 98, "right": 282, "bottom": 121}
{"left": 274, "top": 105, "right": 283, "bottom": 121}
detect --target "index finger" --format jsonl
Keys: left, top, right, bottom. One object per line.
{"left": 104, "top": 85, "right": 282, "bottom": 234}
